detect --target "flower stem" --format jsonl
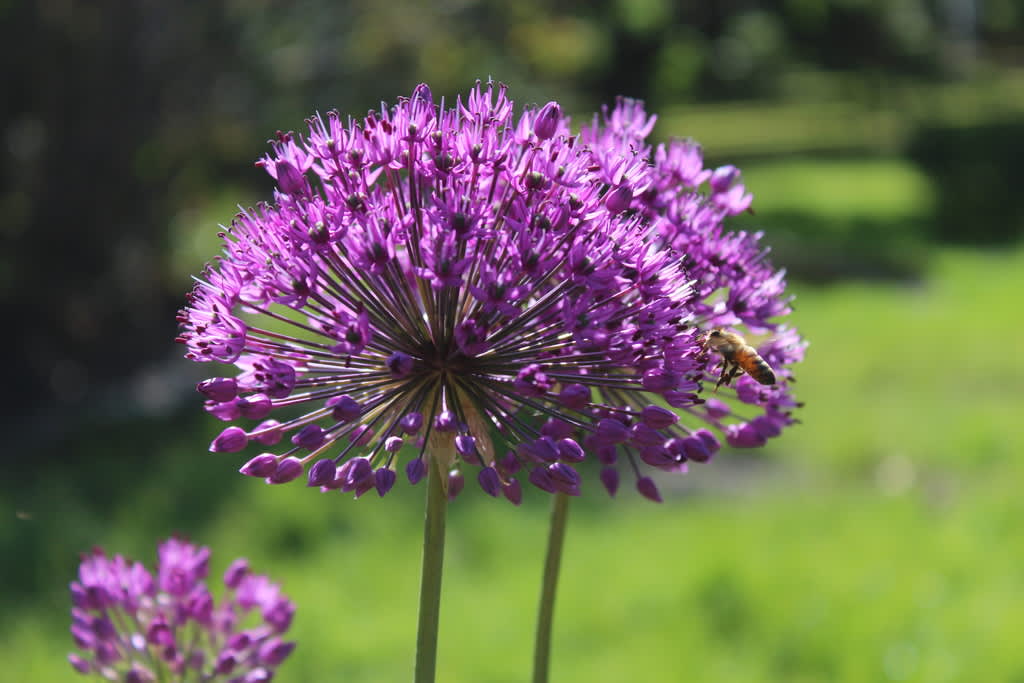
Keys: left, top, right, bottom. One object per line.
{"left": 415, "top": 457, "right": 448, "bottom": 683}
{"left": 532, "top": 492, "right": 570, "bottom": 683}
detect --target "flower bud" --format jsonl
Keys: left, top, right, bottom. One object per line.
{"left": 291, "top": 424, "right": 325, "bottom": 450}
{"left": 636, "top": 476, "right": 663, "bottom": 502}
{"left": 434, "top": 411, "right": 458, "bottom": 432}
{"left": 251, "top": 420, "right": 283, "bottom": 446}
{"left": 240, "top": 454, "right": 278, "bottom": 478}
{"left": 210, "top": 427, "right": 248, "bottom": 453}
{"left": 503, "top": 477, "right": 523, "bottom": 505}
{"left": 400, "top": 412, "right": 424, "bottom": 434}
{"left": 197, "top": 378, "right": 237, "bottom": 403}
{"left": 68, "top": 654, "right": 91, "bottom": 674}
{"left": 547, "top": 463, "right": 581, "bottom": 496}
{"left": 223, "top": 559, "right": 250, "bottom": 589}
{"left": 641, "top": 405, "right": 678, "bottom": 429}
{"left": 237, "top": 394, "right": 272, "bottom": 420}
{"left": 447, "top": 470, "right": 465, "bottom": 500}
{"left": 375, "top": 468, "right": 397, "bottom": 496}
{"left": 267, "top": 457, "right": 303, "bottom": 484}
{"left": 306, "top": 459, "right": 337, "bottom": 487}
{"left": 557, "top": 383, "right": 590, "bottom": 410}
{"left": 725, "top": 422, "right": 767, "bottom": 448}
{"left": 258, "top": 638, "right": 295, "bottom": 667}
{"left": 406, "top": 458, "right": 426, "bottom": 484}
{"left": 214, "top": 651, "right": 238, "bottom": 676}
{"left": 387, "top": 351, "right": 414, "bottom": 378}
{"left": 528, "top": 466, "right": 556, "bottom": 493}
{"left": 274, "top": 160, "right": 306, "bottom": 196}
{"left": 709, "top": 164, "right": 740, "bottom": 192}
{"left": 326, "top": 395, "right": 361, "bottom": 423}
{"left": 556, "top": 438, "right": 585, "bottom": 462}
{"left": 595, "top": 418, "right": 629, "bottom": 445}
{"left": 604, "top": 185, "right": 633, "bottom": 213}
{"left": 600, "top": 467, "right": 620, "bottom": 496}
{"left": 478, "top": 467, "right": 502, "bottom": 497}
{"left": 533, "top": 102, "right": 562, "bottom": 140}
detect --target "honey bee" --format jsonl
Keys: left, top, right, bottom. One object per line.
{"left": 702, "top": 328, "right": 776, "bottom": 389}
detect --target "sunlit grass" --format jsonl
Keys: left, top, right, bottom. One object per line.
{"left": 740, "top": 158, "right": 934, "bottom": 222}
{"left": 782, "top": 247, "right": 1024, "bottom": 471}
{"left": 10, "top": 456, "right": 1022, "bottom": 682}
{"left": 3, "top": 237, "right": 1023, "bottom": 679}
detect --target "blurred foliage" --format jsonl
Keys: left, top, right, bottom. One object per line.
{"left": 907, "top": 119, "right": 1024, "bottom": 243}
{"left": 3, "top": 0, "right": 1024, "bottom": 420}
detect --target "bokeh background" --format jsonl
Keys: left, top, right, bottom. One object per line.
{"left": 3, "top": 1, "right": 1024, "bottom": 681}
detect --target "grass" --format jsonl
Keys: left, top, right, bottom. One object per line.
{"left": 782, "top": 248, "right": 1024, "bottom": 472}
{"left": 4, "top": 245, "right": 1022, "bottom": 681}
{"left": 739, "top": 158, "right": 934, "bottom": 222}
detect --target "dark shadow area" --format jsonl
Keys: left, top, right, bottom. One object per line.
{"left": 908, "top": 119, "right": 1024, "bottom": 244}
{"left": 0, "top": 409, "right": 235, "bottom": 615}
{"left": 731, "top": 211, "right": 930, "bottom": 283}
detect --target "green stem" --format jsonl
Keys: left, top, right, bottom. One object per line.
{"left": 414, "top": 457, "right": 448, "bottom": 683}
{"left": 532, "top": 492, "right": 570, "bottom": 683}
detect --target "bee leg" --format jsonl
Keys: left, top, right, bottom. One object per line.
{"left": 719, "top": 363, "right": 744, "bottom": 390}
{"left": 713, "top": 361, "right": 732, "bottom": 391}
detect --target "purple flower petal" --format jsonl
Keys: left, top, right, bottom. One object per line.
{"left": 406, "top": 458, "right": 426, "bottom": 485}
{"left": 478, "top": 467, "right": 502, "bottom": 497}
{"left": 600, "top": 467, "right": 620, "bottom": 497}
{"left": 240, "top": 454, "right": 278, "bottom": 478}
{"left": 196, "top": 377, "right": 238, "bottom": 403}
{"left": 306, "top": 459, "right": 337, "bottom": 487}
{"left": 636, "top": 476, "right": 663, "bottom": 503}
{"left": 267, "top": 457, "right": 303, "bottom": 484}
{"left": 210, "top": 426, "right": 248, "bottom": 453}
{"left": 503, "top": 477, "right": 523, "bottom": 505}
{"left": 447, "top": 470, "right": 465, "bottom": 501}
{"left": 375, "top": 468, "right": 397, "bottom": 496}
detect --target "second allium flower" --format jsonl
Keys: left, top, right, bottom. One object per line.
{"left": 178, "top": 81, "right": 802, "bottom": 502}
{"left": 69, "top": 538, "right": 295, "bottom": 682}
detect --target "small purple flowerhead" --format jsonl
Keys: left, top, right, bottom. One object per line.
{"left": 68, "top": 538, "right": 295, "bottom": 681}
{"left": 179, "top": 82, "right": 803, "bottom": 502}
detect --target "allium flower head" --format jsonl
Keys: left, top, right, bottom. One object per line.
{"left": 68, "top": 537, "right": 295, "bottom": 682}
{"left": 178, "top": 81, "right": 803, "bottom": 502}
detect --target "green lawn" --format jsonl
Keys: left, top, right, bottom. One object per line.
{"left": 4, "top": 245, "right": 1022, "bottom": 682}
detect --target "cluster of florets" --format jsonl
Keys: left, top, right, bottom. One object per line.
{"left": 68, "top": 538, "right": 295, "bottom": 682}
{"left": 580, "top": 97, "right": 805, "bottom": 451}
{"left": 177, "top": 81, "right": 804, "bottom": 503}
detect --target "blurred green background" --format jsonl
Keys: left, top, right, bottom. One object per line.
{"left": 3, "top": 1, "right": 1023, "bottom": 681}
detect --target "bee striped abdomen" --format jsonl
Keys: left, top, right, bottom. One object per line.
{"left": 742, "top": 354, "right": 776, "bottom": 385}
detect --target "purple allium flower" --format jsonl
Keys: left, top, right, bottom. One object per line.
{"left": 178, "top": 82, "right": 803, "bottom": 501}
{"left": 68, "top": 538, "right": 295, "bottom": 681}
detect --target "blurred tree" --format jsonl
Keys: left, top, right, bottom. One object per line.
{"left": 2, "top": 0, "right": 1022, "bottom": 427}
{"left": 908, "top": 120, "right": 1024, "bottom": 243}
